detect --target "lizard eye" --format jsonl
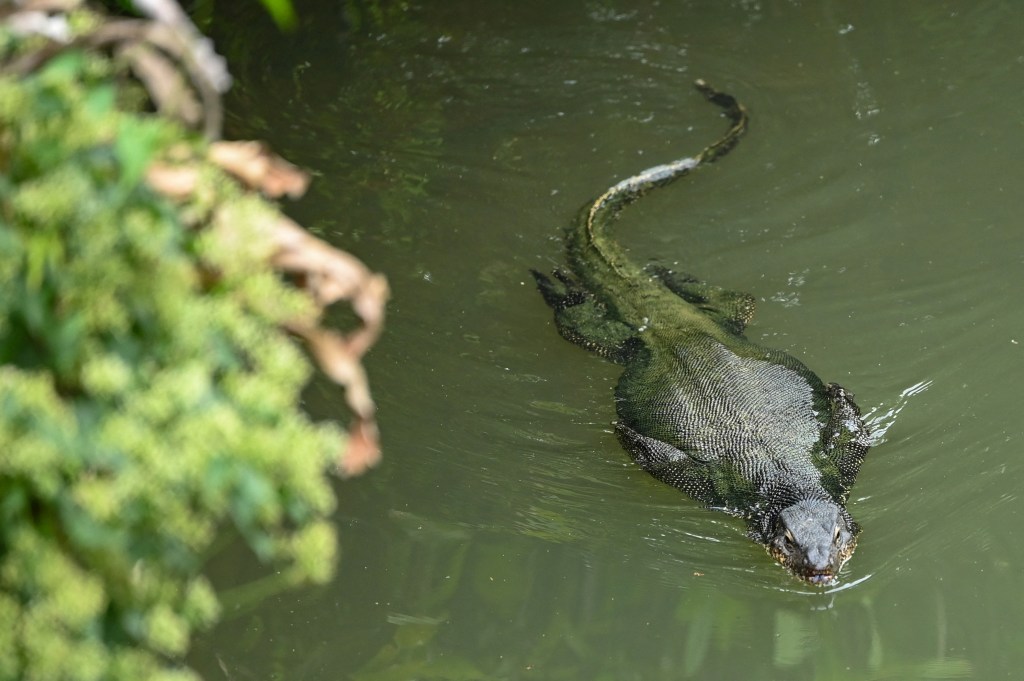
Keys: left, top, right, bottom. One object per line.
{"left": 833, "top": 525, "right": 842, "bottom": 543}
{"left": 783, "top": 529, "right": 796, "bottom": 546}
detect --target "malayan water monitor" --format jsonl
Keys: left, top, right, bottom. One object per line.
{"left": 532, "top": 80, "right": 871, "bottom": 585}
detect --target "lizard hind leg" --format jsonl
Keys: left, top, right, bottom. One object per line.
{"left": 531, "top": 268, "right": 640, "bottom": 364}
{"left": 531, "top": 268, "right": 587, "bottom": 310}
{"left": 648, "top": 265, "right": 756, "bottom": 335}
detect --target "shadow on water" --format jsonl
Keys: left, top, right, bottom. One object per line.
{"left": 190, "top": 1, "right": 1024, "bottom": 679}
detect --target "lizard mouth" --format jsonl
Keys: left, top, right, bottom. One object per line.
{"left": 804, "top": 570, "right": 837, "bottom": 586}
{"left": 769, "top": 546, "right": 840, "bottom": 585}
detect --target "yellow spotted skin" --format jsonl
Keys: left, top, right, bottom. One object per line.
{"left": 532, "top": 80, "right": 871, "bottom": 585}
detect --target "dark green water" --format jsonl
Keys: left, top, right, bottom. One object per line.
{"left": 190, "top": 2, "right": 1024, "bottom": 679}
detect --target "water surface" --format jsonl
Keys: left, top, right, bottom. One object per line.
{"left": 191, "top": 2, "right": 1024, "bottom": 679}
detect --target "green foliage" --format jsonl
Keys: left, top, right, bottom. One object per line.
{"left": 0, "top": 34, "right": 341, "bottom": 681}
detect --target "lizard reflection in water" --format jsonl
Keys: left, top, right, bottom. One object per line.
{"left": 532, "top": 80, "right": 871, "bottom": 585}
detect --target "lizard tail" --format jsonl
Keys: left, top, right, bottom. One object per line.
{"left": 573, "top": 79, "right": 749, "bottom": 282}
{"left": 691, "top": 79, "right": 749, "bottom": 165}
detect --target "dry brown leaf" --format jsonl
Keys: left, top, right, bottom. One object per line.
{"left": 209, "top": 141, "right": 310, "bottom": 199}
{"left": 150, "top": 180, "right": 388, "bottom": 477}
{"left": 270, "top": 217, "right": 390, "bottom": 333}
{"left": 149, "top": 159, "right": 388, "bottom": 479}
{"left": 285, "top": 324, "right": 376, "bottom": 419}
{"left": 142, "top": 79, "right": 388, "bottom": 479}
{"left": 287, "top": 323, "right": 384, "bottom": 479}
{"left": 146, "top": 162, "right": 199, "bottom": 199}
{"left": 270, "top": 218, "right": 388, "bottom": 479}
{"left": 338, "top": 418, "right": 381, "bottom": 477}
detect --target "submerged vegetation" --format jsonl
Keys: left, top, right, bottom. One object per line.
{"left": 0, "top": 1, "right": 385, "bottom": 678}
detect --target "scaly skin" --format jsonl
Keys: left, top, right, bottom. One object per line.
{"left": 533, "top": 80, "right": 871, "bottom": 585}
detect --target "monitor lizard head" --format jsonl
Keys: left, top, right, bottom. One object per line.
{"left": 767, "top": 499, "right": 858, "bottom": 586}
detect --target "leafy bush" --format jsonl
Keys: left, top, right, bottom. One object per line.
{"left": 0, "top": 23, "right": 351, "bottom": 681}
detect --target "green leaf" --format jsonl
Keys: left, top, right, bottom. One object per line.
{"left": 83, "top": 83, "right": 116, "bottom": 118}
{"left": 114, "top": 117, "right": 166, "bottom": 189}
{"left": 37, "top": 51, "right": 85, "bottom": 86}
{"left": 257, "top": 0, "right": 297, "bottom": 30}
